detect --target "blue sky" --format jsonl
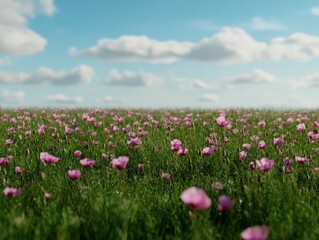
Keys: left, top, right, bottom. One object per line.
{"left": 1, "top": 0, "right": 319, "bottom": 109}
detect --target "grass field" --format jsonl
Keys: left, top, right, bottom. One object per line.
{"left": 1, "top": 107, "right": 319, "bottom": 240}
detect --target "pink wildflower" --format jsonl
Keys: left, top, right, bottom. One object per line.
{"left": 80, "top": 158, "right": 96, "bottom": 168}
{"left": 180, "top": 187, "right": 212, "bottom": 210}
{"left": 171, "top": 139, "right": 182, "bottom": 151}
{"left": 216, "top": 116, "right": 228, "bottom": 127}
{"left": 111, "top": 156, "right": 129, "bottom": 170}
{"left": 202, "top": 147, "right": 214, "bottom": 156}
{"left": 217, "top": 195, "right": 235, "bottom": 212}
{"left": 40, "top": 152, "right": 60, "bottom": 164}
{"left": 240, "top": 225, "right": 269, "bottom": 240}
{"left": 256, "top": 158, "right": 274, "bottom": 172}
{"left": 68, "top": 170, "right": 81, "bottom": 180}
{"left": 239, "top": 151, "right": 247, "bottom": 159}
{"left": 3, "top": 187, "right": 20, "bottom": 197}
{"left": 74, "top": 150, "right": 82, "bottom": 158}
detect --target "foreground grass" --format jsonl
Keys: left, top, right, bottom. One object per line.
{"left": 1, "top": 108, "right": 319, "bottom": 239}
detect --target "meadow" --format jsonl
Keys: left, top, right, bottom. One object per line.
{"left": 1, "top": 107, "right": 319, "bottom": 240}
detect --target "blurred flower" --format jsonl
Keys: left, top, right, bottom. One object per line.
{"left": 3, "top": 187, "right": 20, "bottom": 197}
{"left": 44, "top": 192, "right": 53, "bottom": 199}
{"left": 239, "top": 151, "right": 247, "bottom": 159}
{"left": 216, "top": 116, "right": 228, "bottom": 127}
{"left": 40, "top": 152, "right": 60, "bottom": 164}
{"left": 249, "top": 162, "right": 256, "bottom": 171}
{"left": 80, "top": 158, "right": 96, "bottom": 168}
{"left": 74, "top": 150, "right": 82, "bottom": 158}
{"left": 171, "top": 139, "right": 182, "bottom": 151}
{"left": 68, "top": 170, "right": 81, "bottom": 180}
{"left": 297, "top": 123, "right": 306, "bottom": 132}
{"left": 258, "top": 141, "right": 266, "bottom": 149}
{"left": 240, "top": 225, "right": 269, "bottom": 240}
{"left": 177, "top": 147, "right": 189, "bottom": 156}
{"left": 111, "top": 156, "right": 129, "bottom": 170}
{"left": 180, "top": 187, "right": 212, "bottom": 210}
{"left": 203, "top": 147, "right": 214, "bottom": 156}
{"left": 161, "top": 172, "right": 171, "bottom": 180}
{"left": 256, "top": 158, "right": 274, "bottom": 172}
{"left": 295, "top": 156, "right": 309, "bottom": 164}
{"left": 243, "top": 143, "right": 252, "bottom": 151}
{"left": 138, "top": 164, "right": 145, "bottom": 169}
{"left": 212, "top": 182, "right": 224, "bottom": 191}
{"left": 217, "top": 195, "right": 235, "bottom": 212}
{"left": 15, "top": 166, "right": 23, "bottom": 175}
{"left": 273, "top": 137, "right": 284, "bottom": 146}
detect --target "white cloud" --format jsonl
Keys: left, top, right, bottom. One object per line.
{"left": 46, "top": 94, "right": 83, "bottom": 104}
{"left": 39, "top": 0, "right": 57, "bottom": 16}
{"left": 250, "top": 17, "right": 287, "bottom": 31}
{"left": 177, "top": 78, "right": 216, "bottom": 89}
{"left": 0, "top": 65, "right": 94, "bottom": 85}
{"left": 106, "top": 69, "right": 163, "bottom": 87}
{"left": 224, "top": 69, "right": 277, "bottom": 84}
{"left": 0, "top": 0, "right": 57, "bottom": 57}
{"left": 268, "top": 33, "right": 319, "bottom": 61}
{"left": 1, "top": 89, "right": 25, "bottom": 103}
{"left": 199, "top": 93, "right": 219, "bottom": 103}
{"left": 71, "top": 27, "right": 319, "bottom": 64}
{"left": 291, "top": 74, "right": 319, "bottom": 89}
{"left": 311, "top": 7, "right": 319, "bottom": 16}
{"left": 71, "top": 36, "right": 193, "bottom": 64}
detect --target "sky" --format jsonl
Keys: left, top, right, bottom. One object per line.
{"left": 1, "top": 0, "right": 319, "bottom": 109}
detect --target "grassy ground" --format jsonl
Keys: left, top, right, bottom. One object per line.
{"left": 0, "top": 108, "right": 319, "bottom": 239}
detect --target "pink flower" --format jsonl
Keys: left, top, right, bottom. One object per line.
{"left": 127, "top": 137, "right": 142, "bottom": 147}
{"left": 240, "top": 225, "right": 269, "bottom": 240}
{"left": 243, "top": 143, "right": 252, "bottom": 151}
{"left": 258, "top": 141, "right": 266, "bottom": 149}
{"left": 80, "top": 158, "right": 96, "bottom": 168}
{"left": 15, "top": 166, "right": 23, "bottom": 175}
{"left": 138, "top": 163, "right": 145, "bottom": 169}
{"left": 273, "top": 137, "right": 284, "bottom": 146}
{"left": 111, "top": 156, "right": 129, "bottom": 170}
{"left": 217, "top": 195, "right": 235, "bottom": 212}
{"left": 74, "top": 150, "right": 82, "bottom": 158}
{"left": 282, "top": 165, "right": 292, "bottom": 173}
{"left": 177, "top": 147, "right": 189, "bottom": 156}
{"left": 3, "top": 187, "right": 20, "bottom": 197}
{"left": 249, "top": 162, "right": 256, "bottom": 171}
{"left": 44, "top": 192, "right": 53, "bottom": 199}
{"left": 202, "top": 147, "right": 214, "bottom": 156}
{"left": 258, "top": 120, "right": 266, "bottom": 127}
{"left": 171, "top": 139, "right": 182, "bottom": 151}
{"left": 180, "top": 187, "right": 212, "bottom": 210}
{"left": 68, "top": 170, "right": 81, "bottom": 180}
{"left": 295, "top": 156, "right": 309, "bottom": 164}
{"left": 297, "top": 123, "right": 306, "bottom": 132}
{"left": 212, "top": 182, "right": 224, "bottom": 191}
{"left": 256, "top": 158, "right": 274, "bottom": 172}
{"left": 40, "top": 152, "right": 60, "bottom": 164}
{"left": 216, "top": 116, "right": 228, "bottom": 127}
{"left": 239, "top": 151, "right": 247, "bottom": 159}
{"left": 161, "top": 172, "right": 171, "bottom": 180}
{"left": 5, "top": 139, "right": 13, "bottom": 146}
{"left": 0, "top": 157, "right": 8, "bottom": 166}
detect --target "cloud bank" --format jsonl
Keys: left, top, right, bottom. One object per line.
{"left": 0, "top": 65, "right": 94, "bottom": 85}
{"left": 105, "top": 69, "right": 163, "bottom": 87}
{"left": 71, "top": 27, "right": 319, "bottom": 64}
{"left": 0, "top": 0, "right": 57, "bottom": 56}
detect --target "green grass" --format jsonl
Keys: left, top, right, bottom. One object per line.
{"left": 1, "top": 108, "right": 319, "bottom": 239}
